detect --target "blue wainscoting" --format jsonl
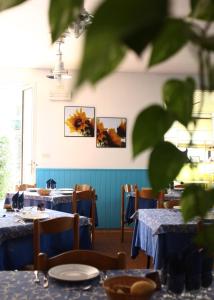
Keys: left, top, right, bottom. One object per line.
{"left": 36, "top": 168, "right": 150, "bottom": 228}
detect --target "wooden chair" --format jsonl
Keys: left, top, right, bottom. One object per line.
{"left": 37, "top": 250, "right": 126, "bottom": 272}
{"left": 121, "top": 184, "right": 138, "bottom": 242}
{"left": 72, "top": 190, "right": 96, "bottom": 248}
{"left": 163, "top": 199, "right": 180, "bottom": 208}
{"left": 33, "top": 214, "right": 79, "bottom": 270}
{"left": 74, "top": 184, "right": 92, "bottom": 191}
{"left": 16, "top": 183, "right": 36, "bottom": 191}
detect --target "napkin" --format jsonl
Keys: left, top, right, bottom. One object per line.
{"left": 46, "top": 178, "right": 56, "bottom": 189}
{"left": 18, "top": 193, "right": 24, "bottom": 209}
{"left": 12, "top": 191, "right": 19, "bottom": 209}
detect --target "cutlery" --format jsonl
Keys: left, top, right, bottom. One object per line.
{"left": 70, "top": 285, "right": 92, "bottom": 291}
{"left": 43, "top": 273, "right": 49, "bottom": 288}
{"left": 99, "top": 271, "right": 108, "bottom": 284}
{"left": 16, "top": 219, "right": 26, "bottom": 225}
{"left": 34, "top": 270, "right": 40, "bottom": 283}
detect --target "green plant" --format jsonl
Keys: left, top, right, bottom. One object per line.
{"left": 1, "top": 0, "right": 214, "bottom": 249}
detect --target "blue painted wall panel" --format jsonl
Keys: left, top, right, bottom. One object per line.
{"left": 36, "top": 168, "right": 150, "bottom": 228}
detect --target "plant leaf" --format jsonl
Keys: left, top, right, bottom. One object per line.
{"left": 149, "top": 141, "right": 188, "bottom": 191}
{"left": 149, "top": 18, "right": 190, "bottom": 67}
{"left": 76, "top": 0, "right": 168, "bottom": 88}
{"left": 0, "top": 0, "right": 27, "bottom": 11}
{"left": 132, "top": 105, "right": 174, "bottom": 157}
{"left": 163, "top": 77, "right": 195, "bottom": 126}
{"left": 49, "top": 0, "right": 83, "bottom": 42}
{"left": 76, "top": 40, "right": 126, "bottom": 88}
{"left": 190, "top": 0, "right": 214, "bottom": 21}
{"left": 122, "top": 0, "right": 167, "bottom": 55}
{"left": 181, "top": 184, "right": 207, "bottom": 222}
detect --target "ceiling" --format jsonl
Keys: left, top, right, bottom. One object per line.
{"left": 0, "top": 0, "right": 203, "bottom": 74}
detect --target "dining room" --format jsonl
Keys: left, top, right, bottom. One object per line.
{"left": 0, "top": 0, "right": 214, "bottom": 299}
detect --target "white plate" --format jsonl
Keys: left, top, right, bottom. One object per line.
{"left": 48, "top": 264, "right": 100, "bottom": 282}
{"left": 18, "top": 211, "right": 49, "bottom": 220}
{"left": 26, "top": 188, "right": 40, "bottom": 192}
{"left": 174, "top": 187, "right": 184, "bottom": 191}
{"left": 60, "top": 191, "right": 73, "bottom": 195}
{"left": 173, "top": 205, "right": 181, "bottom": 210}
{"left": 58, "top": 188, "right": 74, "bottom": 192}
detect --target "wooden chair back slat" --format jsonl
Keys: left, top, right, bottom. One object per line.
{"left": 37, "top": 250, "right": 126, "bottom": 271}
{"left": 33, "top": 214, "right": 79, "bottom": 270}
{"left": 16, "top": 184, "right": 36, "bottom": 191}
{"left": 74, "top": 184, "right": 92, "bottom": 191}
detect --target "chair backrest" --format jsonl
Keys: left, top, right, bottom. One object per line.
{"left": 72, "top": 190, "right": 96, "bottom": 217}
{"left": 72, "top": 190, "right": 96, "bottom": 247}
{"left": 163, "top": 199, "right": 180, "bottom": 209}
{"left": 37, "top": 250, "right": 126, "bottom": 271}
{"left": 33, "top": 214, "right": 79, "bottom": 269}
{"left": 121, "top": 184, "right": 138, "bottom": 212}
{"left": 135, "top": 188, "right": 158, "bottom": 210}
{"left": 16, "top": 183, "right": 36, "bottom": 191}
{"left": 74, "top": 184, "right": 92, "bottom": 191}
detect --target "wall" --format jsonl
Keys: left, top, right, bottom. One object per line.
{"left": 0, "top": 68, "right": 189, "bottom": 227}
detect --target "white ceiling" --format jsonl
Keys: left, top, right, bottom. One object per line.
{"left": 0, "top": 0, "right": 202, "bottom": 74}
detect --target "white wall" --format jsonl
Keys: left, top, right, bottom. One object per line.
{"left": 0, "top": 68, "right": 189, "bottom": 169}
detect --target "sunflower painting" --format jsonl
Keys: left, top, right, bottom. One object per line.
{"left": 64, "top": 106, "right": 95, "bottom": 137}
{"left": 96, "top": 117, "right": 127, "bottom": 148}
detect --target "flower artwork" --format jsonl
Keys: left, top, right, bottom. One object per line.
{"left": 96, "top": 117, "right": 127, "bottom": 148}
{"left": 64, "top": 106, "right": 95, "bottom": 137}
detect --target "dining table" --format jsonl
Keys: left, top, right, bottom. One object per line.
{"left": 0, "top": 269, "right": 213, "bottom": 299}
{"left": 4, "top": 189, "right": 98, "bottom": 226}
{"left": 131, "top": 208, "right": 199, "bottom": 270}
{"left": 0, "top": 208, "right": 91, "bottom": 270}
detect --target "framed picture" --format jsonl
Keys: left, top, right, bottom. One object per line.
{"left": 64, "top": 106, "right": 95, "bottom": 137}
{"left": 96, "top": 117, "right": 127, "bottom": 148}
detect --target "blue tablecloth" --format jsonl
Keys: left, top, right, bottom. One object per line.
{"left": 0, "top": 269, "right": 213, "bottom": 299}
{"left": 0, "top": 209, "right": 91, "bottom": 270}
{"left": 125, "top": 195, "right": 157, "bottom": 224}
{"left": 131, "top": 209, "right": 198, "bottom": 269}
{"left": 5, "top": 191, "right": 98, "bottom": 226}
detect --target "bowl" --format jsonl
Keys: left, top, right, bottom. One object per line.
{"left": 37, "top": 189, "right": 51, "bottom": 196}
{"left": 103, "top": 276, "right": 156, "bottom": 300}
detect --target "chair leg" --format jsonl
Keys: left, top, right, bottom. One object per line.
{"left": 146, "top": 255, "right": 151, "bottom": 269}
{"left": 121, "top": 221, "right": 124, "bottom": 242}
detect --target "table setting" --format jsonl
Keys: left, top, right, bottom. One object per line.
{"left": 0, "top": 207, "right": 91, "bottom": 270}
{"left": 131, "top": 208, "right": 214, "bottom": 299}
{"left": 0, "top": 268, "right": 213, "bottom": 299}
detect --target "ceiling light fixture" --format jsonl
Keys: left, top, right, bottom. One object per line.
{"left": 46, "top": 36, "right": 71, "bottom": 80}
{"left": 47, "top": 6, "right": 93, "bottom": 81}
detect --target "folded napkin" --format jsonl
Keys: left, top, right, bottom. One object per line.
{"left": 46, "top": 178, "right": 56, "bottom": 189}
{"left": 18, "top": 193, "right": 24, "bottom": 209}
{"left": 12, "top": 192, "right": 19, "bottom": 209}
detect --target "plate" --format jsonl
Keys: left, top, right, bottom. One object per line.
{"left": 174, "top": 187, "right": 184, "bottom": 191}
{"left": 18, "top": 211, "right": 49, "bottom": 220}
{"left": 173, "top": 206, "right": 181, "bottom": 210}
{"left": 48, "top": 264, "right": 100, "bottom": 282}
{"left": 60, "top": 191, "right": 73, "bottom": 195}
{"left": 58, "top": 188, "right": 74, "bottom": 192}
{"left": 26, "top": 188, "right": 40, "bottom": 192}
